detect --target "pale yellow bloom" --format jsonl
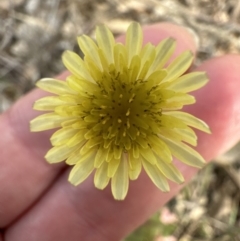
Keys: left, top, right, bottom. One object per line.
{"left": 30, "top": 22, "right": 210, "bottom": 200}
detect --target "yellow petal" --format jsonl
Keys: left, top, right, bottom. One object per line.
{"left": 62, "top": 51, "right": 94, "bottom": 82}
{"left": 135, "top": 136, "right": 148, "bottom": 149}
{"left": 36, "top": 78, "right": 74, "bottom": 95}
{"left": 156, "top": 158, "right": 184, "bottom": 184}
{"left": 33, "top": 96, "right": 66, "bottom": 111}
{"left": 160, "top": 127, "right": 197, "bottom": 146}
{"left": 30, "top": 113, "right": 71, "bottom": 132}
{"left": 128, "top": 153, "right": 142, "bottom": 180}
{"left": 128, "top": 150, "right": 138, "bottom": 169}
{"left": 129, "top": 164, "right": 142, "bottom": 180}
{"left": 161, "top": 115, "right": 188, "bottom": 129}
{"left": 50, "top": 127, "right": 79, "bottom": 146}
{"left": 97, "top": 48, "right": 109, "bottom": 70}
{"left": 66, "top": 147, "right": 96, "bottom": 165}
{"left": 114, "top": 43, "right": 128, "bottom": 72}
{"left": 68, "top": 155, "right": 95, "bottom": 186}
{"left": 160, "top": 136, "right": 206, "bottom": 168}
{"left": 94, "top": 147, "right": 108, "bottom": 168}
{"left": 128, "top": 55, "right": 141, "bottom": 82}
{"left": 113, "top": 145, "right": 123, "bottom": 159}
{"left": 139, "top": 43, "right": 155, "bottom": 74}
{"left": 85, "top": 57, "right": 103, "bottom": 81}
{"left": 158, "top": 128, "right": 182, "bottom": 143}
{"left": 132, "top": 143, "right": 140, "bottom": 158}
{"left": 107, "top": 158, "right": 120, "bottom": 178}
{"left": 61, "top": 119, "right": 79, "bottom": 128}
{"left": 106, "top": 147, "right": 114, "bottom": 162}
{"left": 138, "top": 60, "right": 151, "bottom": 81}
{"left": 148, "top": 38, "right": 176, "bottom": 75}
{"left": 164, "top": 111, "right": 211, "bottom": 134}
{"left": 111, "top": 156, "right": 129, "bottom": 200}
{"left": 66, "top": 130, "right": 87, "bottom": 147}
{"left": 45, "top": 145, "right": 78, "bottom": 163}
{"left": 67, "top": 75, "right": 99, "bottom": 94}
{"left": 163, "top": 50, "right": 194, "bottom": 83}
{"left": 59, "top": 94, "right": 82, "bottom": 104}
{"left": 54, "top": 105, "right": 83, "bottom": 117}
{"left": 150, "top": 141, "right": 173, "bottom": 164}
{"left": 66, "top": 76, "right": 83, "bottom": 93}
{"left": 126, "top": 22, "right": 143, "bottom": 65}
{"left": 77, "top": 35, "right": 102, "bottom": 70}
{"left": 140, "top": 147, "right": 157, "bottom": 165}
{"left": 174, "top": 127, "right": 197, "bottom": 146}
{"left": 94, "top": 161, "right": 110, "bottom": 190}
{"left": 165, "top": 93, "right": 195, "bottom": 106}
{"left": 65, "top": 148, "right": 81, "bottom": 165}
{"left": 167, "top": 72, "right": 208, "bottom": 93}
{"left": 96, "top": 25, "right": 115, "bottom": 64}
{"left": 85, "top": 136, "right": 102, "bottom": 149}
{"left": 145, "top": 70, "right": 167, "bottom": 86}
{"left": 142, "top": 160, "right": 169, "bottom": 192}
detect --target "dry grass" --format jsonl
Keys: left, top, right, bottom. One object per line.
{"left": 1, "top": 0, "right": 240, "bottom": 240}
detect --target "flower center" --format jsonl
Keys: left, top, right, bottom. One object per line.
{"left": 81, "top": 67, "right": 164, "bottom": 155}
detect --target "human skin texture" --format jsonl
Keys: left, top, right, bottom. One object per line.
{"left": 0, "top": 23, "right": 240, "bottom": 241}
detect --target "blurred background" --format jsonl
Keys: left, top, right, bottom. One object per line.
{"left": 0, "top": 0, "right": 240, "bottom": 240}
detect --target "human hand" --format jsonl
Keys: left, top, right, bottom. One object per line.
{"left": 1, "top": 23, "right": 240, "bottom": 241}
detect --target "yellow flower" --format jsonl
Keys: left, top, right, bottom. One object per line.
{"left": 30, "top": 22, "right": 210, "bottom": 200}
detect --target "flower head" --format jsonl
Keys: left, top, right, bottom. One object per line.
{"left": 30, "top": 22, "right": 210, "bottom": 200}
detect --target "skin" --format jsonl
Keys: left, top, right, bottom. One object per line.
{"left": 0, "top": 23, "right": 240, "bottom": 241}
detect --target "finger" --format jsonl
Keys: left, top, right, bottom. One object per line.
{"left": 0, "top": 23, "right": 197, "bottom": 228}
{"left": 0, "top": 72, "right": 68, "bottom": 228}
{"left": 6, "top": 56, "right": 240, "bottom": 240}
{"left": 185, "top": 54, "right": 240, "bottom": 157}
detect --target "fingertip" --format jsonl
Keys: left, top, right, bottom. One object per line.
{"left": 143, "top": 23, "right": 197, "bottom": 54}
